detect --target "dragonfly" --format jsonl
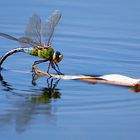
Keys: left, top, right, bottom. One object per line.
{"left": 0, "top": 10, "right": 63, "bottom": 74}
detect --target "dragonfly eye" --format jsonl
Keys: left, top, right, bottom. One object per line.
{"left": 53, "top": 51, "right": 63, "bottom": 63}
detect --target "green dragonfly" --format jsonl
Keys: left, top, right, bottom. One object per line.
{"left": 0, "top": 10, "right": 63, "bottom": 74}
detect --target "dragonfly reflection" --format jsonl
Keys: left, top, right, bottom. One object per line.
{"left": 0, "top": 70, "right": 61, "bottom": 100}
{"left": 0, "top": 72, "right": 61, "bottom": 132}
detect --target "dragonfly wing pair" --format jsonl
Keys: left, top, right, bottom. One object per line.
{"left": 25, "top": 10, "right": 61, "bottom": 47}
{"left": 0, "top": 10, "right": 61, "bottom": 48}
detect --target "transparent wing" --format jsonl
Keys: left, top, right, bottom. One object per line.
{"left": 41, "top": 10, "right": 61, "bottom": 45}
{"left": 18, "top": 37, "right": 41, "bottom": 47}
{"left": 0, "top": 32, "right": 19, "bottom": 41}
{"left": 0, "top": 32, "right": 39, "bottom": 47}
{"left": 25, "top": 13, "right": 42, "bottom": 45}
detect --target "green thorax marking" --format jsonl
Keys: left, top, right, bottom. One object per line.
{"left": 27, "top": 47, "right": 54, "bottom": 60}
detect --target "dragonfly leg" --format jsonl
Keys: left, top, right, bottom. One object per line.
{"left": 51, "top": 62, "right": 63, "bottom": 75}
{"left": 33, "top": 59, "right": 47, "bottom": 66}
{"left": 54, "top": 63, "right": 63, "bottom": 75}
{"left": 32, "top": 59, "right": 47, "bottom": 72}
{"left": 47, "top": 60, "right": 53, "bottom": 74}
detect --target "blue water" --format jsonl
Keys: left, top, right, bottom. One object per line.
{"left": 0, "top": 0, "right": 140, "bottom": 140}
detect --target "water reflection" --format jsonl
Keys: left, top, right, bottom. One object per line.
{"left": 0, "top": 74, "right": 13, "bottom": 92}
{"left": 31, "top": 76, "right": 61, "bottom": 104}
{"left": 0, "top": 71, "right": 61, "bottom": 133}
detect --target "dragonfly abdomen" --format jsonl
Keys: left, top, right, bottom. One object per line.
{"left": 23, "top": 47, "right": 54, "bottom": 60}
{"left": 0, "top": 47, "right": 24, "bottom": 67}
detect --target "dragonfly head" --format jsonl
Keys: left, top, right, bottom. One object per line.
{"left": 52, "top": 51, "right": 63, "bottom": 63}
